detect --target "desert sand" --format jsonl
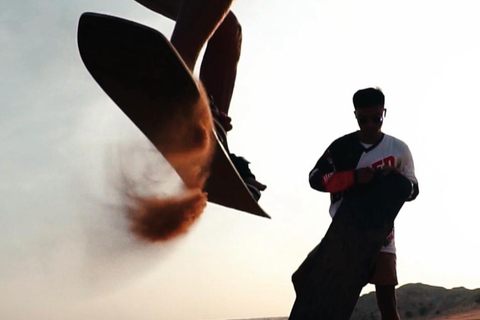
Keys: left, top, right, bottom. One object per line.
{"left": 428, "top": 309, "right": 480, "bottom": 320}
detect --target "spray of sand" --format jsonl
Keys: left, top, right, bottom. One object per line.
{"left": 126, "top": 81, "right": 215, "bottom": 242}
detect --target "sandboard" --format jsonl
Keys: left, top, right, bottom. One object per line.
{"left": 77, "top": 12, "right": 269, "bottom": 218}
{"left": 289, "top": 173, "right": 412, "bottom": 320}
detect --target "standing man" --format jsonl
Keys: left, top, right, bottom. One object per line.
{"left": 133, "top": 0, "right": 266, "bottom": 198}
{"left": 308, "top": 87, "right": 419, "bottom": 319}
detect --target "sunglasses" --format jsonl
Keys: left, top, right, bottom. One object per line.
{"left": 355, "top": 109, "right": 387, "bottom": 125}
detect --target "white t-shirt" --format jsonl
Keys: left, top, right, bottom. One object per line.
{"left": 329, "top": 133, "right": 417, "bottom": 254}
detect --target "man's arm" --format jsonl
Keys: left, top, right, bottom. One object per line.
{"left": 309, "top": 134, "right": 372, "bottom": 194}
{"left": 310, "top": 165, "right": 378, "bottom": 193}
{"left": 309, "top": 144, "right": 373, "bottom": 193}
{"left": 309, "top": 168, "right": 355, "bottom": 193}
{"left": 399, "top": 144, "right": 419, "bottom": 201}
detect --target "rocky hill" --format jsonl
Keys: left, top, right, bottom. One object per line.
{"left": 352, "top": 283, "right": 480, "bottom": 320}
{"left": 233, "top": 283, "right": 480, "bottom": 320}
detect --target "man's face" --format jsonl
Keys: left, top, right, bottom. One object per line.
{"left": 354, "top": 105, "right": 385, "bottom": 138}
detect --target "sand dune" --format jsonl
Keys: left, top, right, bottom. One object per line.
{"left": 429, "top": 309, "right": 480, "bottom": 320}
{"left": 234, "top": 310, "right": 480, "bottom": 320}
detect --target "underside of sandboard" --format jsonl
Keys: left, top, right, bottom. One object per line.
{"left": 77, "top": 12, "right": 269, "bottom": 218}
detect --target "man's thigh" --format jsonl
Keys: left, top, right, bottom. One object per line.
{"left": 369, "top": 252, "right": 398, "bottom": 286}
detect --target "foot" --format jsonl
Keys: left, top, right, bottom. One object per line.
{"left": 209, "top": 96, "right": 232, "bottom": 132}
{"left": 245, "top": 177, "right": 267, "bottom": 191}
{"left": 230, "top": 154, "right": 266, "bottom": 201}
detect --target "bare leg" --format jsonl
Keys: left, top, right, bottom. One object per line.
{"left": 133, "top": 0, "right": 266, "bottom": 193}
{"left": 170, "top": 0, "right": 235, "bottom": 71}
{"left": 134, "top": 0, "right": 239, "bottom": 115}
{"left": 375, "top": 285, "right": 401, "bottom": 320}
{"left": 133, "top": 0, "right": 235, "bottom": 73}
{"left": 200, "top": 11, "right": 241, "bottom": 115}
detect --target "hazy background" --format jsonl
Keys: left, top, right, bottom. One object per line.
{"left": 1, "top": 1, "right": 480, "bottom": 319}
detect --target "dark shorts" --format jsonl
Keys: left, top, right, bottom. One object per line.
{"left": 369, "top": 252, "right": 398, "bottom": 286}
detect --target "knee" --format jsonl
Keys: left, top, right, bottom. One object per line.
{"left": 216, "top": 11, "right": 242, "bottom": 44}
{"left": 226, "top": 12, "right": 242, "bottom": 36}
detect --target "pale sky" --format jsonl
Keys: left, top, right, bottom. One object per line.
{"left": 1, "top": 1, "right": 480, "bottom": 320}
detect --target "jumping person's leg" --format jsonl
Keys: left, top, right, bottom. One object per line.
{"left": 133, "top": 0, "right": 266, "bottom": 195}
{"left": 133, "top": 0, "right": 238, "bottom": 115}
{"left": 134, "top": 0, "right": 234, "bottom": 70}
{"left": 171, "top": 0, "right": 235, "bottom": 71}
{"left": 200, "top": 11, "right": 241, "bottom": 115}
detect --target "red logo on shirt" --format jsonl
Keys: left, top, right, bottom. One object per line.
{"left": 372, "top": 156, "right": 396, "bottom": 169}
